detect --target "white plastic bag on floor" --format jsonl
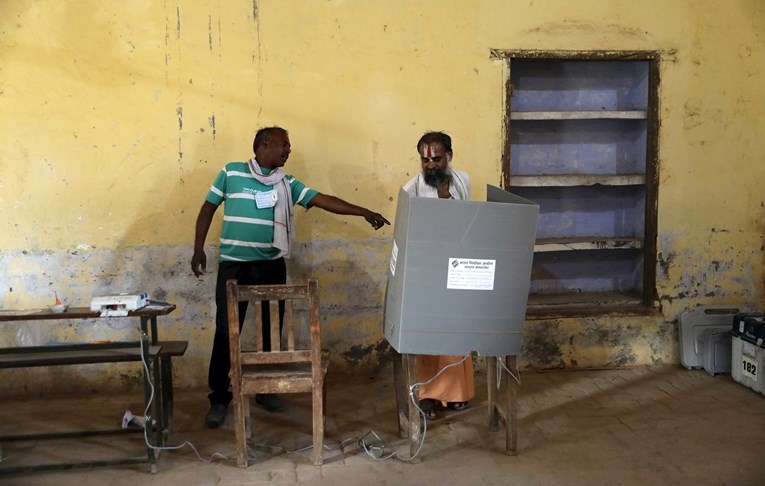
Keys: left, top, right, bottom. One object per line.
{"left": 122, "top": 409, "right": 147, "bottom": 429}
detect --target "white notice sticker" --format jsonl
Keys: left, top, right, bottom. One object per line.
{"left": 389, "top": 240, "right": 399, "bottom": 276}
{"left": 447, "top": 258, "right": 496, "bottom": 290}
{"left": 742, "top": 353, "right": 758, "bottom": 380}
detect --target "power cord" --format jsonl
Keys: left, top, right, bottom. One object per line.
{"left": 137, "top": 330, "right": 237, "bottom": 463}
{"left": 356, "top": 355, "right": 521, "bottom": 462}
{"left": 245, "top": 355, "right": 472, "bottom": 463}
{"left": 137, "top": 332, "right": 521, "bottom": 465}
{"left": 495, "top": 356, "right": 522, "bottom": 387}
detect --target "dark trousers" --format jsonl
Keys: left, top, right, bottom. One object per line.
{"left": 208, "top": 258, "right": 286, "bottom": 406}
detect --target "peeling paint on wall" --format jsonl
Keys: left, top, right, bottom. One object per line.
{"left": 523, "top": 317, "right": 675, "bottom": 371}
{"left": 656, "top": 229, "right": 763, "bottom": 313}
{"left": 2, "top": 1, "right": 765, "bottom": 395}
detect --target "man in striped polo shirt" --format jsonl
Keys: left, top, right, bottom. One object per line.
{"left": 191, "top": 126, "right": 389, "bottom": 428}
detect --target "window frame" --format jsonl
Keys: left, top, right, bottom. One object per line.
{"left": 491, "top": 49, "right": 662, "bottom": 318}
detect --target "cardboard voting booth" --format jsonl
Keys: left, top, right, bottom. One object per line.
{"left": 383, "top": 185, "right": 539, "bottom": 356}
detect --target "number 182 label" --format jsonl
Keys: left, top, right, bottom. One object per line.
{"left": 742, "top": 354, "right": 758, "bottom": 380}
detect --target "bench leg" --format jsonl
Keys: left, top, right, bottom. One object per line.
{"left": 152, "top": 355, "right": 165, "bottom": 449}
{"left": 160, "top": 357, "right": 173, "bottom": 431}
{"left": 140, "top": 336, "right": 158, "bottom": 467}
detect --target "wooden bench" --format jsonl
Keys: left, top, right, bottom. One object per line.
{"left": 0, "top": 341, "right": 189, "bottom": 474}
{"left": 0, "top": 340, "right": 162, "bottom": 475}
{"left": 0, "top": 340, "right": 188, "bottom": 429}
{"left": 0, "top": 304, "right": 180, "bottom": 474}
{"left": 0, "top": 342, "right": 160, "bottom": 368}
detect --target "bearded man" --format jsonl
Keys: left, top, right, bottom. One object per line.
{"left": 401, "top": 131, "right": 474, "bottom": 420}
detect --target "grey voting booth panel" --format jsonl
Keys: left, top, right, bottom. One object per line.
{"left": 384, "top": 185, "right": 539, "bottom": 356}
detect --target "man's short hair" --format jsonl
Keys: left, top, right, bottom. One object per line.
{"left": 253, "top": 126, "right": 288, "bottom": 153}
{"left": 416, "top": 131, "right": 453, "bottom": 155}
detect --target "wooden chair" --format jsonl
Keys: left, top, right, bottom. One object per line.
{"left": 226, "top": 278, "right": 328, "bottom": 467}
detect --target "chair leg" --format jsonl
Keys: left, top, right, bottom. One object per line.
{"left": 232, "top": 391, "right": 248, "bottom": 468}
{"left": 244, "top": 396, "right": 252, "bottom": 439}
{"left": 312, "top": 377, "right": 325, "bottom": 465}
{"left": 322, "top": 376, "right": 328, "bottom": 420}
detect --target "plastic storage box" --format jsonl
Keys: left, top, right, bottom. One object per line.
{"left": 678, "top": 306, "right": 748, "bottom": 370}
{"left": 703, "top": 330, "right": 732, "bottom": 375}
{"left": 733, "top": 313, "right": 765, "bottom": 347}
{"left": 730, "top": 335, "right": 764, "bottom": 396}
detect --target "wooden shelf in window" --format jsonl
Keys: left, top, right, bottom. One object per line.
{"left": 525, "top": 291, "right": 656, "bottom": 319}
{"left": 534, "top": 237, "right": 643, "bottom": 252}
{"left": 527, "top": 291, "right": 642, "bottom": 306}
{"left": 510, "top": 174, "right": 645, "bottom": 187}
{"left": 510, "top": 110, "right": 647, "bottom": 120}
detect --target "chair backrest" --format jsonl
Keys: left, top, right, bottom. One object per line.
{"left": 226, "top": 279, "right": 320, "bottom": 369}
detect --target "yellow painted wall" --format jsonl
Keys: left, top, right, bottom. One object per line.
{"left": 1, "top": 1, "right": 764, "bottom": 392}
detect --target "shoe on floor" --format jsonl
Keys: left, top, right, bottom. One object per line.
{"left": 255, "top": 393, "right": 286, "bottom": 413}
{"left": 447, "top": 401, "right": 470, "bottom": 412}
{"left": 205, "top": 403, "right": 228, "bottom": 428}
{"left": 418, "top": 398, "right": 443, "bottom": 421}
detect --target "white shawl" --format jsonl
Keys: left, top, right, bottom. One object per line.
{"left": 248, "top": 157, "right": 295, "bottom": 258}
{"left": 402, "top": 169, "right": 471, "bottom": 200}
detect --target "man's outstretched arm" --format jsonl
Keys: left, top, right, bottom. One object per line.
{"left": 308, "top": 193, "right": 390, "bottom": 230}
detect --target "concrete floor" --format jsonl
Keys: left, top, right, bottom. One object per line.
{"left": 1, "top": 365, "right": 764, "bottom": 485}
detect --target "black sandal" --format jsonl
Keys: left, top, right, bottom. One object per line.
{"left": 419, "top": 399, "right": 442, "bottom": 420}
{"left": 447, "top": 401, "right": 470, "bottom": 412}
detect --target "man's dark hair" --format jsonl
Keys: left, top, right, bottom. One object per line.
{"left": 416, "top": 131, "right": 453, "bottom": 155}
{"left": 253, "top": 126, "right": 288, "bottom": 153}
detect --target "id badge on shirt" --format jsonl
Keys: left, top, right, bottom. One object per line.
{"left": 255, "top": 190, "right": 278, "bottom": 209}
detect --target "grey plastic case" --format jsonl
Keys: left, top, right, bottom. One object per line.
{"left": 731, "top": 335, "right": 765, "bottom": 396}
{"left": 384, "top": 185, "right": 539, "bottom": 356}
{"left": 678, "top": 305, "right": 748, "bottom": 370}
{"left": 702, "top": 329, "right": 732, "bottom": 375}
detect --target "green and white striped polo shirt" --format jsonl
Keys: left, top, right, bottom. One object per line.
{"left": 205, "top": 161, "right": 318, "bottom": 262}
